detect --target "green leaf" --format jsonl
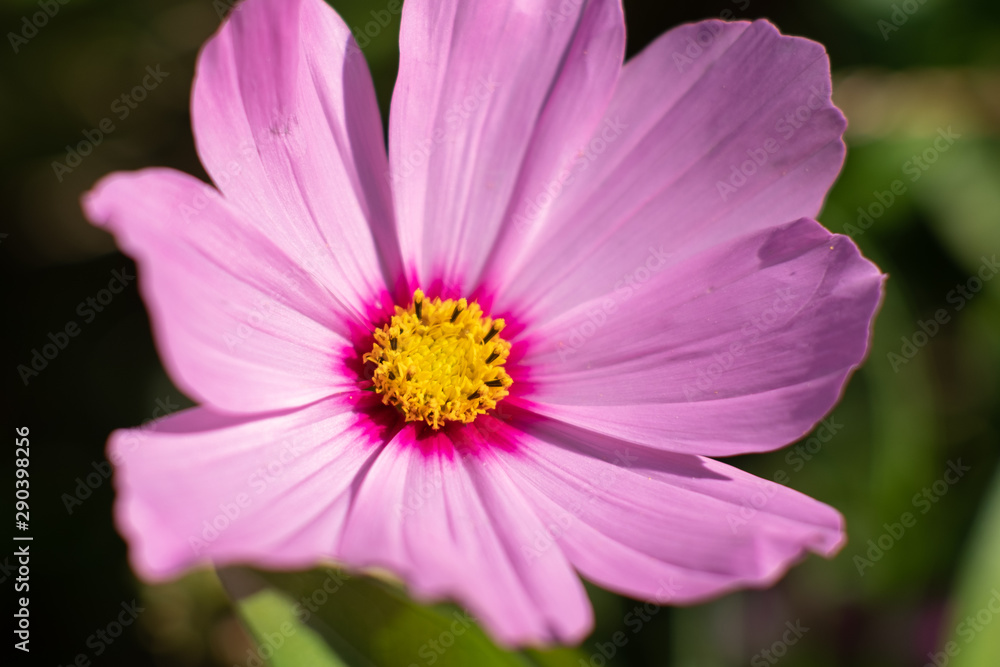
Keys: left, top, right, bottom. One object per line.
{"left": 223, "top": 566, "right": 589, "bottom": 667}
{"left": 940, "top": 463, "right": 1000, "bottom": 667}
{"left": 915, "top": 141, "right": 1000, "bottom": 287}
{"left": 236, "top": 587, "right": 349, "bottom": 667}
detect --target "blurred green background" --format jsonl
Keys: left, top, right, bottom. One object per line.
{"left": 2, "top": 0, "right": 999, "bottom": 665}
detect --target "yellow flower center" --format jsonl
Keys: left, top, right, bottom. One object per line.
{"left": 364, "top": 289, "right": 513, "bottom": 429}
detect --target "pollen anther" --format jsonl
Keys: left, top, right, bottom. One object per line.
{"left": 364, "top": 289, "right": 513, "bottom": 429}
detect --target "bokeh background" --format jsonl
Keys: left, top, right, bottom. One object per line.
{"left": 2, "top": 0, "right": 999, "bottom": 665}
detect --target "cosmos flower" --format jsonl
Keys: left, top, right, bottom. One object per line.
{"left": 83, "top": 0, "right": 883, "bottom": 646}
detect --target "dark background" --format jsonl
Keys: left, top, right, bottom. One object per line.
{"left": 2, "top": 0, "right": 1000, "bottom": 665}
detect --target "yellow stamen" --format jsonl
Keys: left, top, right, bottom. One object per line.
{"left": 363, "top": 289, "right": 513, "bottom": 429}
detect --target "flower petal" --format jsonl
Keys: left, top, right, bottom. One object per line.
{"left": 516, "top": 219, "right": 884, "bottom": 456}
{"left": 192, "top": 0, "right": 401, "bottom": 304}
{"left": 84, "top": 168, "right": 357, "bottom": 413}
{"left": 110, "top": 394, "right": 385, "bottom": 581}
{"left": 337, "top": 424, "right": 591, "bottom": 646}
{"left": 492, "top": 412, "right": 844, "bottom": 604}
{"left": 389, "top": 0, "right": 625, "bottom": 290}
{"left": 489, "top": 19, "right": 848, "bottom": 320}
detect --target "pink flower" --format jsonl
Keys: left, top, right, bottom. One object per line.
{"left": 83, "top": 0, "right": 884, "bottom": 647}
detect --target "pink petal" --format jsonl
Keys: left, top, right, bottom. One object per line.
{"left": 337, "top": 424, "right": 591, "bottom": 646}
{"left": 110, "top": 393, "right": 384, "bottom": 580}
{"left": 516, "top": 219, "right": 884, "bottom": 456}
{"left": 192, "top": 0, "right": 401, "bottom": 303}
{"left": 490, "top": 412, "right": 844, "bottom": 604}
{"left": 489, "top": 19, "right": 848, "bottom": 320}
{"left": 389, "top": 0, "right": 625, "bottom": 291}
{"left": 83, "top": 169, "right": 356, "bottom": 413}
